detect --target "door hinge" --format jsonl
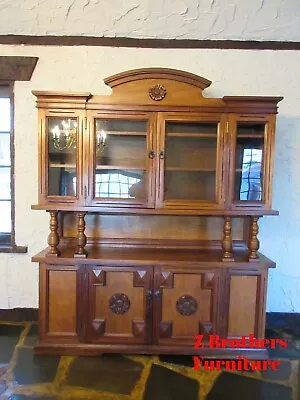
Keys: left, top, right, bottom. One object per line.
{"left": 84, "top": 185, "right": 87, "bottom": 200}
{"left": 84, "top": 116, "right": 87, "bottom": 130}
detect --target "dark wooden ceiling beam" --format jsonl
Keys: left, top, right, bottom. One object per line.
{"left": 0, "top": 56, "right": 38, "bottom": 81}
{"left": 0, "top": 36, "right": 300, "bottom": 50}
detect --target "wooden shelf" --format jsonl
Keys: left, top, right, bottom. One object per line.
{"left": 166, "top": 167, "right": 216, "bottom": 172}
{"left": 167, "top": 133, "right": 217, "bottom": 138}
{"left": 95, "top": 165, "right": 145, "bottom": 170}
{"left": 49, "top": 164, "right": 76, "bottom": 168}
{"left": 104, "top": 131, "right": 146, "bottom": 136}
{"left": 237, "top": 134, "right": 264, "bottom": 138}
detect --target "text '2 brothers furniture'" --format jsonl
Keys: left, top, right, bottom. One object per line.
{"left": 32, "top": 68, "right": 282, "bottom": 357}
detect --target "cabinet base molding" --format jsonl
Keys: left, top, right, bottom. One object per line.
{"left": 34, "top": 343, "right": 268, "bottom": 359}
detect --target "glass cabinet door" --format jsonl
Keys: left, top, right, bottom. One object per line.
{"left": 231, "top": 116, "right": 272, "bottom": 207}
{"left": 157, "top": 114, "right": 225, "bottom": 208}
{"left": 88, "top": 114, "right": 155, "bottom": 207}
{"left": 46, "top": 116, "right": 80, "bottom": 201}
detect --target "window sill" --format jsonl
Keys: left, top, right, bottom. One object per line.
{"left": 0, "top": 244, "right": 28, "bottom": 253}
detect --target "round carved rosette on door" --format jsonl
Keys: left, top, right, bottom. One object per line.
{"left": 176, "top": 295, "right": 198, "bottom": 316}
{"left": 109, "top": 293, "right": 131, "bottom": 315}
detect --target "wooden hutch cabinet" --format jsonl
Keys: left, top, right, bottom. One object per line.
{"left": 32, "top": 68, "right": 282, "bottom": 357}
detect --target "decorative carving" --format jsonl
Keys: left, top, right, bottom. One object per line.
{"left": 92, "top": 319, "right": 106, "bottom": 336}
{"left": 109, "top": 293, "right": 130, "bottom": 315}
{"left": 149, "top": 84, "right": 167, "bottom": 101}
{"left": 202, "top": 273, "right": 215, "bottom": 289}
{"left": 176, "top": 295, "right": 198, "bottom": 316}
{"left": 248, "top": 216, "right": 260, "bottom": 261}
{"left": 222, "top": 216, "right": 234, "bottom": 261}
{"left": 159, "top": 321, "right": 173, "bottom": 338}
{"left": 92, "top": 269, "right": 106, "bottom": 285}
{"left": 199, "top": 321, "right": 213, "bottom": 335}
{"left": 74, "top": 212, "right": 87, "bottom": 258}
{"left": 133, "top": 270, "right": 147, "bottom": 287}
{"left": 132, "top": 320, "right": 146, "bottom": 337}
{"left": 159, "top": 271, "right": 174, "bottom": 288}
{"left": 47, "top": 211, "right": 59, "bottom": 256}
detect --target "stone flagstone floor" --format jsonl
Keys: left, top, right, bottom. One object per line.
{"left": 0, "top": 320, "right": 300, "bottom": 399}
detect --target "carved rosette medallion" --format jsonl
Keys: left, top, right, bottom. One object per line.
{"left": 176, "top": 295, "right": 198, "bottom": 316}
{"left": 149, "top": 84, "right": 167, "bottom": 101}
{"left": 109, "top": 293, "right": 130, "bottom": 315}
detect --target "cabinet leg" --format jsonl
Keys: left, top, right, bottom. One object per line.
{"left": 248, "top": 216, "right": 260, "bottom": 261}
{"left": 47, "top": 211, "right": 60, "bottom": 257}
{"left": 74, "top": 212, "right": 87, "bottom": 258}
{"left": 222, "top": 216, "right": 234, "bottom": 261}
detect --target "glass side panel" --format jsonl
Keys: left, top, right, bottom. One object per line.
{"left": 47, "top": 118, "right": 77, "bottom": 196}
{"left": 164, "top": 121, "right": 218, "bottom": 201}
{"left": 234, "top": 122, "right": 265, "bottom": 201}
{"left": 94, "top": 119, "right": 147, "bottom": 200}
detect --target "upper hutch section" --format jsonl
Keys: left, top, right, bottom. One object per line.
{"left": 32, "top": 68, "right": 282, "bottom": 215}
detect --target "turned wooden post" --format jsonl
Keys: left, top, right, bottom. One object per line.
{"left": 47, "top": 211, "right": 60, "bottom": 257}
{"left": 222, "top": 216, "right": 234, "bottom": 261}
{"left": 248, "top": 216, "right": 260, "bottom": 261}
{"left": 74, "top": 212, "right": 87, "bottom": 258}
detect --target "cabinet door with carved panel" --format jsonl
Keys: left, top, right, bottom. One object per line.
{"left": 153, "top": 268, "right": 220, "bottom": 346}
{"left": 86, "top": 266, "right": 153, "bottom": 344}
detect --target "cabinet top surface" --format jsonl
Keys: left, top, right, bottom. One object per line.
{"left": 32, "top": 246, "right": 275, "bottom": 269}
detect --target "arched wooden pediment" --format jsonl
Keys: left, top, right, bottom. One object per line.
{"left": 104, "top": 68, "right": 212, "bottom": 90}
{"left": 88, "top": 67, "right": 218, "bottom": 108}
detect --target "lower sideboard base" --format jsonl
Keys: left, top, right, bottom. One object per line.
{"left": 34, "top": 343, "right": 269, "bottom": 359}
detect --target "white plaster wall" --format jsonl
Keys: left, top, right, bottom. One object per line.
{"left": 0, "top": 0, "right": 300, "bottom": 41}
{"left": 0, "top": 45, "right": 299, "bottom": 311}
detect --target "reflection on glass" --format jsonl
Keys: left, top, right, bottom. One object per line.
{"left": 164, "top": 121, "right": 218, "bottom": 201}
{"left": 94, "top": 119, "right": 147, "bottom": 200}
{"left": 47, "top": 118, "right": 77, "bottom": 196}
{"left": 234, "top": 123, "right": 264, "bottom": 201}
{"left": 0, "top": 201, "right": 11, "bottom": 233}
{"left": 94, "top": 170, "right": 145, "bottom": 199}
{"left": 0, "top": 98, "right": 10, "bottom": 132}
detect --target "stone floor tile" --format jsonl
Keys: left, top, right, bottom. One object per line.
{"left": 0, "top": 325, "right": 24, "bottom": 364}
{"left": 143, "top": 364, "right": 199, "bottom": 400}
{"left": 13, "top": 348, "right": 60, "bottom": 385}
{"left": 206, "top": 371, "right": 292, "bottom": 400}
{"left": 159, "top": 355, "right": 194, "bottom": 367}
{"left": 66, "top": 354, "right": 143, "bottom": 395}
{"left": 261, "top": 360, "right": 292, "bottom": 381}
{"left": 23, "top": 325, "right": 38, "bottom": 347}
{"left": 268, "top": 342, "right": 300, "bottom": 360}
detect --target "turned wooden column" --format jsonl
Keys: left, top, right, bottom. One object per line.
{"left": 47, "top": 211, "right": 60, "bottom": 257}
{"left": 74, "top": 212, "right": 87, "bottom": 258}
{"left": 222, "top": 216, "right": 234, "bottom": 261}
{"left": 248, "top": 216, "right": 260, "bottom": 261}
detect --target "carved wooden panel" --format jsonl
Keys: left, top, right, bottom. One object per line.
{"left": 155, "top": 270, "right": 219, "bottom": 346}
{"left": 88, "top": 267, "right": 151, "bottom": 344}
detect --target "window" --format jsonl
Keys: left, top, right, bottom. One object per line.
{"left": 0, "top": 84, "right": 26, "bottom": 252}
{"left": 0, "top": 85, "right": 13, "bottom": 244}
